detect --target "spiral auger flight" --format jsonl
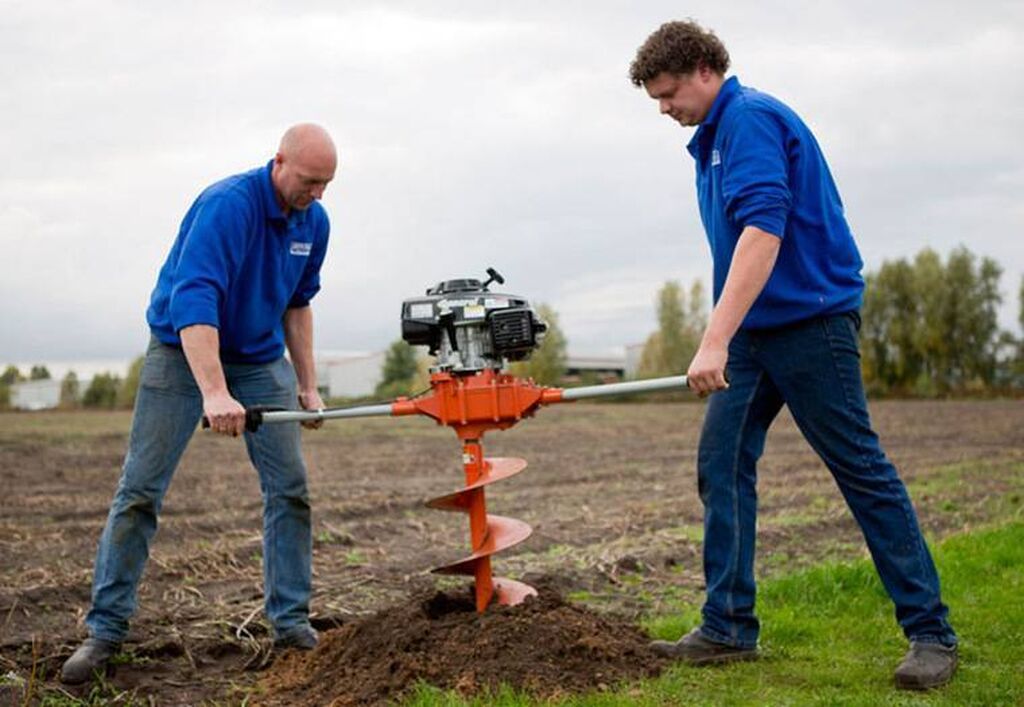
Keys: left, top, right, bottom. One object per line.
{"left": 426, "top": 444, "right": 535, "bottom": 611}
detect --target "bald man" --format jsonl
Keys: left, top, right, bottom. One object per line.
{"left": 62, "top": 124, "right": 337, "bottom": 684}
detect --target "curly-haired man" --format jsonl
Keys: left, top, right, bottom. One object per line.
{"left": 630, "top": 20, "right": 957, "bottom": 690}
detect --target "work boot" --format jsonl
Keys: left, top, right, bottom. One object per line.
{"left": 650, "top": 627, "right": 758, "bottom": 665}
{"left": 273, "top": 626, "right": 318, "bottom": 652}
{"left": 894, "top": 642, "right": 958, "bottom": 690}
{"left": 60, "top": 638, "right": 121, "bottom": 685}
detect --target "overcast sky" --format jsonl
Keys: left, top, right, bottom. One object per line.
{"left": 2, "top": 0, "right": 1022, "bottom": 369}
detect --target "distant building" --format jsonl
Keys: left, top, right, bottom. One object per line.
{"left": 624, "top": 343, "right": 645, "bottom": 379}
{"left": 316, "top": 351, "right": 387, "bottom": 399}
{"left": 313, "top": 349, "right": 636, "bottom": 399}
{"left": 563, "top": 354, "right": 627, "bottom": 384}
{"left": 10, "top": 379, "right": 62, "bottom": 410}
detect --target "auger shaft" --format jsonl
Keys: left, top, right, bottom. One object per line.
{"left": 463, "top": 441, "right": 494, "bottom": 609}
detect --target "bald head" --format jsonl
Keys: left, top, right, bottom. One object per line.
{"left": 271, "top": 123, "right": 337, "bottom": 213}
{"left": 279, "top": 123, "right": 336, "bottom": 164}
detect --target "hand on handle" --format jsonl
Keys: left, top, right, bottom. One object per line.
{"left": 298, "top": 389, "right": 325, "bottom": 429}
{"left": 202, "top": 392, "right": 246, "bottom": 437}
{"left": 686, "top": 341, "right": 730, "bottom": 398}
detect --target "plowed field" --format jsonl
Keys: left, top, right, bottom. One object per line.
{"left": 1, "top": 400, "right": 1021, "bottom": 704}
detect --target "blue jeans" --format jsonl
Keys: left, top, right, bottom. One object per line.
{"left": 697, "top": 312, "right": 956, "bottom": 649}
{"left": 86, "top": 337, "right": 313, "bottom": 642}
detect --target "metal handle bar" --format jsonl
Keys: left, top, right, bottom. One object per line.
{"left": 208, "top": 374, "right": 692, "bottom": 432}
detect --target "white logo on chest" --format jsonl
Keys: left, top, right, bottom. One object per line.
{"left": 711, "top": 149, "right": 721, "bottom": 166}
{"left": 289, "top": 241, "right": 312, "bottom": 256}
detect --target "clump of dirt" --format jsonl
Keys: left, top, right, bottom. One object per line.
{"left": 258, "top": 585, "right": 668, "bottom": 705}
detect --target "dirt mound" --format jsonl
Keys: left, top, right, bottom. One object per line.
{"left": 258, "top": 586, "right": 668, "bottom": 705}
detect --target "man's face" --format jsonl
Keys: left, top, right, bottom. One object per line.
{"left": 273, "top": 152, "right": 336, "bottom": 212}
{"left": 644, "top": 69, "right": 716, "bottom": 127}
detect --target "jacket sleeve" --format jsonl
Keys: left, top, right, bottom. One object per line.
{"left": 720, "top": 106, "right": 793, "bottom": 238}
{"left": 168, "top": 195, "right": 251, "bottom": 331}
{"left": 288, "top": 214, "right": 329, "bottom": 308}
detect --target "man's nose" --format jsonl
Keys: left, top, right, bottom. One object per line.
{"left": 311, "top": 184, "right": 326, "bottom": 200}
{"left": 659, "top": 100, "right": 671, "bottom": 115}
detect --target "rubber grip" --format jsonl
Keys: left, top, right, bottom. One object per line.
{"left": 200, "top": 406, "right": 283, "bottom": 433}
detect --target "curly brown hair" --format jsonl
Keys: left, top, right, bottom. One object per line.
{"left": 629, "top": 20, "right": 730, "bottom": 87}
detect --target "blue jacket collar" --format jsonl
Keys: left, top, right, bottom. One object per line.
{"left": 260, "top": 159, "right": 308, "bottom": 226}
{"left": 687, "top": 76, "right": 741, "bottom": 158}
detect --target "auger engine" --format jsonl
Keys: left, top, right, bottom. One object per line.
{"left": 399, "top": 268, "right": 547, "bottom": 372}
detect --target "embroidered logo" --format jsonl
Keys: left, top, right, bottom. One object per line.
{"left": 289, "top": 241, "right": 312, "bottom": 256}
{"left": 711, "top": 149, "right": 721, "bottom": 166}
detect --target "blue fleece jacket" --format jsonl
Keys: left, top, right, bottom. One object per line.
{"left": 687, "top": 77, "right": 863, "bottom": 329}
{"left": 146, "top": 160, "right": 329, "bottom": 363}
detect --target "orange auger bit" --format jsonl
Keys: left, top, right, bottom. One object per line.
{"left": 390, "top": 368, "right": 556, "bottom": 611}
{"left": 425, "top": 450, "right": 534, "bottom": 611}
{"left": 239, "top": 269, "right": 692, "bottom": 613}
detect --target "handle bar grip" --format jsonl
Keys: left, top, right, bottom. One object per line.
{"left": 201, "top": 406, "right": 285, "bottom": 433}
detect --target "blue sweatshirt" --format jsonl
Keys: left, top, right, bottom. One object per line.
{"left": 687, "top": 77, "right": 863, "bottom": 329}
{"left": 146, "top": 161, "right": 330, "bottom": 363}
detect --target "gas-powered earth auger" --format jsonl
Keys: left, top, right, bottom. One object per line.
{"left": 238, "top": 269, "right": 692, "bottom": 613}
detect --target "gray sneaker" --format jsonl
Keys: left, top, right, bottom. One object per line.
{"left": 60, "top": 638, "right": 121, "bottom": 685}
{"left": 650, "top": 627, "right": 759, "bottom": 665}
{"left": 894, "top": 642, "right": 958, "bottom": 690}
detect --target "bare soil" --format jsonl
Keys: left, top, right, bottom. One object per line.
{"left": 259, "top": 584, "right": 666, "bottom": 706}
{"left": 1, "top": 400, "right": 1022, "bottom": 705}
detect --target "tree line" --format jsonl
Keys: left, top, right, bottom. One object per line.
{"left": 637, "top": 245, "right": 1024, "bottom": 396}
{"left": 0, "top": 357, "right": 144, "bottom": 410}
{"left": 333, "top": 245, "right": 1024, "bottom": 401}
{"left": 860, "top": 246, "right": 1022, "bottom": 395}
{"left": 4, "top": 245, "right": 1020, "bottom": 410}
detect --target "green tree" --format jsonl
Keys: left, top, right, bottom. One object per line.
{"left": 860, "top": 246, "right": 1005, "bottom": 395}
{"left": 375, "top": 340, "right": 419, "bottom": 398}
{"left": 0, "top": 365, "right": 23, "bottom": 410}
{"left": 60, "top": 370, "right": 81, "bottom": 409}
{"left": 1019, "top": 275, "right": 1024, "bottom": 335}
{"left": 911, "top": 248, "right": 947, "bottom": 392}
{"left": 29, "top": 365, "right": 51, "bottom": 380}
{"left": 687, "top": 280, "right": 709, "bottom": 335}
{"left": 1, "top": 365, "right": 22, "bottom": 386}
{"left": 636, "top": 280, "right": 706, "bottom": 379}
{"left": 509, "top": 303, "right": 567, "bottom": 385}
{"left": 861, "top": 258, "right": 921, "bottom": 393}
{"left": 1015, "top": 276, "right": 1024, "bottom": 383}
{"left": 82, "top": 373, "right": 122, "bottom": 409}
{"left": 116, "top": 356, "right": 145, "bottom": 409}
{"left": 939, "top": 248, "right": 1001, "bottom": 390}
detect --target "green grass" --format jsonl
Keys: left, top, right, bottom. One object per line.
{"left": 404, "top": 521, "right": 1024, "bottom": 706}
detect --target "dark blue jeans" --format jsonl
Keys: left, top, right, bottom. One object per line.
{"left": 697, "top": 312, "right": 956, "bottom": 649}
{"left": 86, "top": 337, "right": 313, "bottom": 643}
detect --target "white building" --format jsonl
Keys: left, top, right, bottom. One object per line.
{"left": 10, "top": 379, "right": 62, "bottom": 410}
{"left": 316, "top": 351, "right": 387, "bottom": 399}
{"left": 624, "top": 344, "right": 645, "bottom": 379}
{"left": 564, "top": 354, "right": 627, "bottom": 383}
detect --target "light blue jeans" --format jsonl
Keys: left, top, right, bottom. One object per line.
{"left": 86, "top": 337, "right": 313, "bottom": 643}
{"left": 697, "top": 312, "right": 956, "bottom": 649}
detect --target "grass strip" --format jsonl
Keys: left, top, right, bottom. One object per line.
{"left": 407, "top": 521, "right": 1024, "bottom": 706}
